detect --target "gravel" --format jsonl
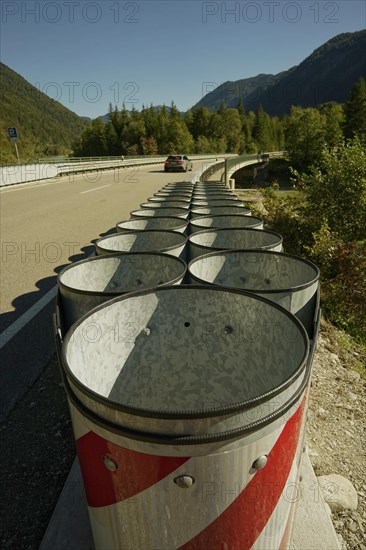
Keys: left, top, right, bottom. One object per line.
{"left": 306, "top": 319, "right": 366, "bottom": 550}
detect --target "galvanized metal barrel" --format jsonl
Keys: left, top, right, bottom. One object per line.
{"left": 141, "top": 201, "right": 190, "bottom": 210}
{"left": 148, "top": 196, "right": 191, "bottom": 204}
{"left": 192, "top": 192, "right": 239, "bottom": 201}
{"left": 188, "top": 250, "right": 319, "bottom": 337}
{"left": 156, "top": 191, "right": 193, "bottom": 199}
{"left": 164, "top": 183, "right": 194, "bottom": 191}
{"left": 191, "top": 199, "right": 245, "bottom": 208}
{"left": 59, "top": 285, "right": 309, "bottom": 550}
{"left": 194, "top": 182, "right": 226, "bottom": 188}
{"left": 57, "top": 253, "right": 186, "bottom": 331}
{"left": 116, "top": 217, "right": 188, "bottom": 234}
{"left": 192, "top": 187, "right": 229, "bottom": 198}
{"left": 130, "top": 208, "right": 189, "bottom": 219}
{"left": 188, "top": 228, "right": 283, "bottom": 259}
{"left": 190, "top": 205, "right": 252, "bottom": 218}
{"left": 95, "top": 230, "right": 187, "bottom": 258}
{"left": 189, "top": 214, "right": 264, "bottom": 234}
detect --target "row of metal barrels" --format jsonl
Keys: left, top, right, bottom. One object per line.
{"left": 57, "top": 179, "right": 310, "bottom": 333}
{"left": 55, "top": 179, "right": 321, "bottom": 550}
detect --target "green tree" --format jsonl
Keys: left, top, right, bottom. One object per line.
{"left": 271, "top": 116, "right": 285, "bottom": 150}
{"left": 105, "top": 122, "right": 119, "bottom": 154}
{"left": 237, "top": 98, "right": 245, "bottom": 118}
{"left": 295, "top": 138, "right": 366, "bottom": 241}
{"left": 76, "top": 117, "right": 107, "bottom": 156}
{"left": 186, "top": 107, "right": 211, "bottom": 139}
{"left": 120, "top": 114, "right": 146, "bottom": 154}
{"left": 221, "top": 108, "right": 242, "bottom": 152}
{"left": 252, "top": 105, "right": 274, "bottom": 151}
{"left": 166, "top": 117, "right": 193, "bottom": 153}
{"left": 320, "top": 102, "right": 344, "bottom": 148}
{"left": 194, "top": 135, "right": 211, "bottom": 153}
{"left": 285, "top": 107, "right": 326, "bottom": 168}
{"left": 343, "top": 77, "right": 366, "bottom": 141}
{"left": 141, "top": 135, "right": 159, "bottom": 155}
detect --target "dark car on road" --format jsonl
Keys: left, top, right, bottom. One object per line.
{"left": 164, "top": 155, "right": 193, "bottom": 172}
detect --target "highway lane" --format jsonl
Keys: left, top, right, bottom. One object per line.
{"left": 0, "top": 162, "right": 200, "bottom": 419}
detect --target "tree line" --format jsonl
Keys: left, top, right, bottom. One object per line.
{"left": 256, "top": 76, "right": 365, "bottom": 344}
{"left": 73, "top": 78, "right": 366, "bottom": 167}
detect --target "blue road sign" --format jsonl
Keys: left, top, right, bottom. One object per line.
{"left": 8, "top": 127, "right": 18, "bottom": 141}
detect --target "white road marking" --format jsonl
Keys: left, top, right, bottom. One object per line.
{"left": 80, "top": 184, "right": 111, "bottom": 195}
{"left": 0, "top": 286, "right": 57, "bottom": 350}
{"left": 0, "top": 179, "right": 62, "bottom": 193}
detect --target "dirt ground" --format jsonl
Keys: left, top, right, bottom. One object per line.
{"left": 306, "top": 319, "right": 366, "bottom": 550}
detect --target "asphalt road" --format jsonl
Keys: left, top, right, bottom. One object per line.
{"left": 0, "top": 162, "right": 201, "bottom": 420}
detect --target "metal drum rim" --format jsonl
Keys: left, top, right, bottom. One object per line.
{"left": 188, "top": 249, "right": 320, "bottom": 293}
{"left": 62, "top": 360, "right": 310, "bottom": 446}
{"left": 116, "top": 216, "right": 188, "bottom": 232}
{"left": 95, "top": 229, "right": 187, "bottom": 254}
{"left": 61, "top": 284, "right": 309, "bottom": 421}
{"left": 130, "top": 208, "right": 188, "bottom": 219}
{"left": 188, "top": 227, "right": 284, "bottom": 251}
{"left": 189, "top": 214, "right": 264, "bottom": 229}
{"left": 57, "top": 252, "right": 187, "bottom": 297}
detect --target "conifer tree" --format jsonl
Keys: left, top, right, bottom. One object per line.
{"left": 343, "top": 77, "right": 366, "bottom": 141}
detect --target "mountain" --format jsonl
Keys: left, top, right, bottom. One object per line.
{"left": 193, "top": 73, "right": 279, "bottom": 111}
{"left": 196, "top": 30, "right": 366, "bottom": 115}
{"left": 0, "top": 63, "right": 88, "bottom": 164}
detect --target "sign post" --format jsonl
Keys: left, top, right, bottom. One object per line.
{"left": 8, "top": 127, "right": 20, "bottom": 164}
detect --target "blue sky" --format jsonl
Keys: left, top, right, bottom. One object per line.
{"left": 1, "top": 0, "right": 365, "bottom": 118}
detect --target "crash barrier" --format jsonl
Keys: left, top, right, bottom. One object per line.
{"left": 56, "top": 285, "right": 311, "bottom": 550}
{"left": 191, "top": 199, "right": 245, "bottom": 207}
{"left": 0, "top": 164, "right": 59, "bottom": 186}
{"left": 189, "top": 214, "right": 264, "bottom": 234}
{"left": 130, "top": 207, "right": 189, "bottom": 219}
{"left": 95, "top": 230, "right": 187, "bottom": 259}
{"left": 188, "top": 250, "right": 320, "bottom": 339}
{"left": 153, "top": 195, "right": 192, "bottom": 203}
{"left": 54, "top": 176, "right": 320, "bottom": 550}
{"left": 199, "top": 151, "right": 287, "bottom": 184}
{"left": 148, "top": 196, "right": 191, "bottom": 204}
{"left": 192, "top": 195, "right": 239, "bottom": 201}
{"left": 116, "top": 217, "right": 188, "bottom": 234}
{"left": 0, "top": 155, "right": 234, "bottom": 187}
{"left": 188, "top": 228, "right": 283, "bottom": 260}
{"left": 57, "top": 252, "right": 186, "bottom": 332}
{"left": 141, "top": 201, "right": 191, "bottom": 210}
{"left": 190, "top": 205, "right": 252, "bottom": 218}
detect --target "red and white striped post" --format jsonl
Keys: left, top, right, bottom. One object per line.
{"left": 59, "top": 286, "right": 312, "bottom": 550}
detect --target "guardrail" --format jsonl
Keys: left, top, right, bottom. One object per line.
{"left": 199, "top": 151, "right": 287, "bottom": 185}
{"left": 0, "top": 155, "right": 236, "bottom": 187}
{"left": 1, "top": 153, "right": 286, "bottom": 187}
{"left": 224, "top": 151, "right": 287, "bottom": 184}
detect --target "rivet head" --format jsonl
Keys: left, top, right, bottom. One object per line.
{"left": 252, "top": 455, "right": 268, "bottom": 471}
{"left": 103, "top": 455, "right": 118, "bottom": 472}
{"left": 174, "top": 475, "right": 195, "bottom": 488}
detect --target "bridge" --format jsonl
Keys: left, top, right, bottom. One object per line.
{"left": 0, "top": 152, "right": 286, "bottom": 187}
{"left": 200, "top": 151, "right": 287, "bottom": 186}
